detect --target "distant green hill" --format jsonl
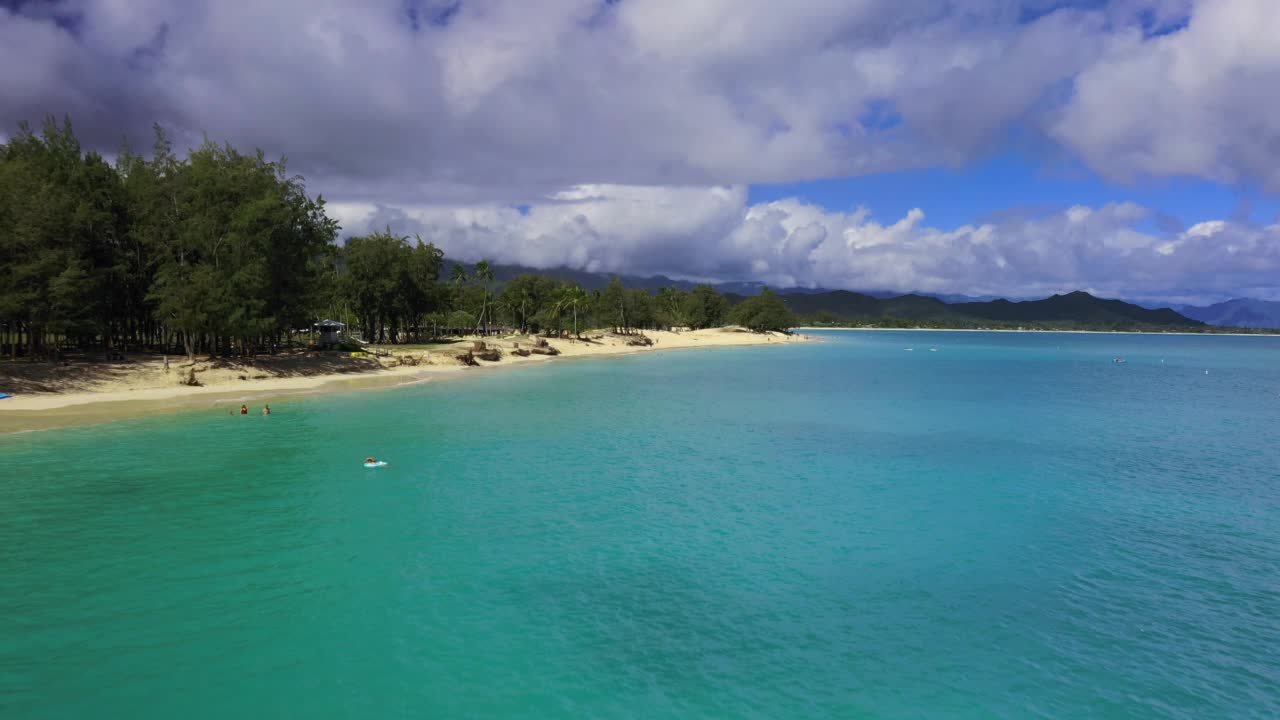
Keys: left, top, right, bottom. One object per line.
{"left": 444, "top": 258, "right": 1219, "bottom": 331}
{"left": 951, "top": 291, "right": 1196, "bottom": 326}
{"left": 776, "top": 290, "right": 1205, "bottom": 331}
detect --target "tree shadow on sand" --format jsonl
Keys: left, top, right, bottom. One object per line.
{"left": 0, "top": 351, "right": 389, "bottom": 394}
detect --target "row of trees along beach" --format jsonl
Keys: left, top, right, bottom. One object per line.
{"left": 0, "top": 117, "right": 796, "bottom": 363}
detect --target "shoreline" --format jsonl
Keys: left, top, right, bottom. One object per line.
{"left": 797, "top": 326, "right": 1279, "bottom": 338}
{"left": 0, "top": 328, "right": 807, "bottom": 434}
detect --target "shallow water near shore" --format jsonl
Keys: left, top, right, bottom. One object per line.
{"left": 3, "top": 330, "right": 1279, "bottom": 719}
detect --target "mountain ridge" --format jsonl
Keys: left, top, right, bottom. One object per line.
{"left": 774, "top": 289, "right": 1202, "bottom": 329}
{"left": 445, "top": 259, "right": 1023, "bottom": 303}
{"left": 445, "top": 259, "right": 1241, "bottom": 328}
{"left": 1174, "top": 298, "right": 1280, "bottom": 329}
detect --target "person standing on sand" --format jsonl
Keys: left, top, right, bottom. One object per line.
{"left": 240, "top": 404, "right": 248, "bottom": 415}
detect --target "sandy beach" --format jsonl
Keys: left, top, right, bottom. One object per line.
{"left": 0, "top": 328, "right": 807, "bottom": 433}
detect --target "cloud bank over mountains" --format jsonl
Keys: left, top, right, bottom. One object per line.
{"left": 2, "top": 0, "right": 1278, "bottom": 300}
{"left": 332, "top": 187, "right": 1280, "bottom": 303}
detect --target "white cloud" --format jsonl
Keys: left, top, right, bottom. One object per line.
{"left": 7, "top": 1, "right": 1278, "bottom": 195}
{"left": 7, "top": 1, "right": 1275, "bottom": 195}
{"left": 1054, "top": 0, "right": 1280, "bottom": 189}
{"left": 4, "top": 1, "right": 1280, "bottom": 300}
{"left": 0, "top": 0, "right": 1136, "bottom": 199}
{"left": 340, "top": 186, "right": 1280, "bottom": 303}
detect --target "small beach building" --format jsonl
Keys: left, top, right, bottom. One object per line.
{"left": 314, "top": 320, "right": 347, "bottom": 348}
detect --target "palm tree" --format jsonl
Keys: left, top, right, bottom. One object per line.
{"left": 495, "top": 293, "right": 519, "bottom": 334}
{"left": 448, "top": 263, "right": 474, "bottom": 336}
{"left": 555, "top": 285, "right": 590, "bottom": 338}
{"left": 449, "top": 264, "right": 468, "bottom": 328}
{"left": 473, "top": 260, "right": 494, "bottom": 335}
{"left": 506, "top": 287, "right": 533, "bottom": 333}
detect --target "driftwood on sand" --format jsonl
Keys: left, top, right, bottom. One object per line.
{"left": 528, "top": 338, "right": 560, "bottom": 356}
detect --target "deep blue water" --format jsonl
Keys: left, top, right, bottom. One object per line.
{"left": 2, "top": 330, "right": 1279, "bottom": 718}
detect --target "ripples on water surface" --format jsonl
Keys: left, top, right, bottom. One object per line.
{"left": 2, "top": 331, "right": 1279, "bottom": 718}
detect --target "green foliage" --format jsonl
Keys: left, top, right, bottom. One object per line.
{"left": 553, "top": 284, "right": 591, "bottom": 337}
{"left": 446, "top": 309, "right": 476, "bottom": 330}
{"left": 473, "top": 259, "right": 494, "bottom": 333}
{"left": 654, "top": 286, "right": 687, "bottom": 327}
{"left": 342, "top": 230, "right": 445, "bottom": 342}
{"left": 600, "top": 277, "right": 628, "bottom": 333}
{"left": 0, "top": 116, "right": 746, "bottom": 360}
{"left": 785, "top": 289, "right": 1209, "bottom": 332}
{"left": 0, "top": 117, "right": 339, "bottom": 359}
{"left": 143, "top": 138, "right": 338, "bottom": 354}
{"left": 729, "top": 288, "right": 798, "bottom": 332}
{"left": 499, "top": 273, "right": 559, "bottom": 332}
{"left": 686, "top": 285, "right": 729, "bottom": 329}
{"left": 1, "top": 117, "right": 130, "bottom": 357}
{"left": 626, "top": 288, "right": 655, "bottom": 331}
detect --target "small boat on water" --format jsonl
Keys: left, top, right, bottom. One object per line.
{"left": 1113, "top": 357, "right": 1127, "bottom": 364}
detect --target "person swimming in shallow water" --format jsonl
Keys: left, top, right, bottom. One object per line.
{"left": 240, "top": 404, "right": 248, "bottom": 415}
{"left": 262, "top": 405, "right": 270, "bottom": 416}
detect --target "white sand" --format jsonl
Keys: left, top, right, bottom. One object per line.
{"left": 0, "top": 328, "right": 808, "bottom": 431}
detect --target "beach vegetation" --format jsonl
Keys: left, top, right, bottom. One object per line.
{"left": 341, "top": 230, "right": 445, "bottom": 344}
{"left": 0, "top": 117, "right": 784, "bottom": 362}
{"left": 499, "top": 274, "right": 558, "bottom": 334}
{"left": 730, "top": 288, "right": 798, "bottom": 333}
{"left": 553, "top": 285, "right": 591, "bottom": 338}
{"left": 686, "top": 285, "right": 731, "bottom": 329}
{"left": 472, "top": 259, "right": 495, "bottom": 335}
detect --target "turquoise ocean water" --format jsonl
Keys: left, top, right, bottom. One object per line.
{"left": 2, "top": 330, "right": 1279, "bottom": 719}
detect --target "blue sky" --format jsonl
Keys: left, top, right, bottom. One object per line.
{"left": 1, "top": 0, "right": 1278, "bottom": 302}
{"left": 748, "top": 152, "right": 1280, "bottom": 234}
